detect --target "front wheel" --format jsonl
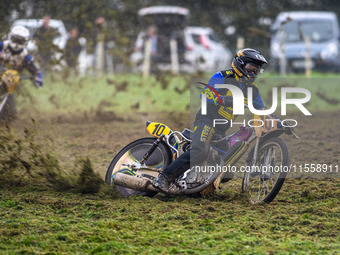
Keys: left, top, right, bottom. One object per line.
{"left": 242, "top": 137, "right": 289, "bottom": 203}
{"left": 105, "top": 137, "right": 172, "bottom": 197}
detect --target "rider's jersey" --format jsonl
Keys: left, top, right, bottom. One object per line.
{"left": 196, "top": 69, "right": 266, "bottom": 130}
{"left": 0, "top": 40, "right": 41, "bottom": 78}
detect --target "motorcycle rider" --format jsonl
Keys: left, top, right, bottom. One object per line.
{"left": 153, "top": 48, "right": 268, "bottom": 193}
{"left": 0, "top": 25, "right": 43, "bottom": 87}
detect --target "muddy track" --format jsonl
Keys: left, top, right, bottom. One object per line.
{"left": 10, "top": 110, "right": 340, "bottom": 179}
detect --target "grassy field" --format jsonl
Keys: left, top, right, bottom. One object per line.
{"left": 0, "top": 73, "right": 339, "bottom": 254}
{"left": 0, "top": 179, "right": 339, "bottom": 254}
{"left": 16, "top": 74, "right": 192, "bottom": 115}
{"left": 16, "top": 72, "right": 340, "bottom": 116}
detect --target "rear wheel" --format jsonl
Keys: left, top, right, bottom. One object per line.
{"left": 105, "top": 137, "right": 172, "bottom": 197}
{"left": 242, "top": 137, "right": 289, "bottom": 203}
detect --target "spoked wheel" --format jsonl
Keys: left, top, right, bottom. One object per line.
{"left": 242, "top": 137, "right": 289, "bottom": 203}
{"left": 105, "top": 138, "right": 172, "bottom": 197}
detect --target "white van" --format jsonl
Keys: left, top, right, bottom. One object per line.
{"left": 270, "top": 11, "right": 340, "bottom": 72}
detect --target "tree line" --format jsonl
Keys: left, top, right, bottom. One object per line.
{"left": 2, "top": 0, "right": 340, "bottom": 59}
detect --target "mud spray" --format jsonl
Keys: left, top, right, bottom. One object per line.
{"left": 0, "top": 120, "right": 104, "bottom": 193}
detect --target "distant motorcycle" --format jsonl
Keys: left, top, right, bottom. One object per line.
{"left": 106, "top": 115, "right": 298, "bottom": 204}
{"left": 0, "top": 69, "right": 21, "bottom": 123}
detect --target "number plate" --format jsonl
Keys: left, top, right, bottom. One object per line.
{"left": 146, "top": 122, "right": 172, "bottom": 137}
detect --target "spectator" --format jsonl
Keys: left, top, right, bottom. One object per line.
{"left": 64, "top": 28, "right": 81, "bottom": 77}
{"left": 34, "top": 15, "right": 59, "bottom": 73}
{"left": 92, "top": 17, "right": 114, "bottom": 78}
{"left": 142, "top": 26, "right": 159, "bottom": 74}
{"left": 93, "top": 17, "right": 107, "bottom": 78}
{"left": 146, "top": 26, "right": 158, "bottom": 57}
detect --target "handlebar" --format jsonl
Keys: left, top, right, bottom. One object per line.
{"left": 243, "top": 103, "right": 299, "bottom": 138}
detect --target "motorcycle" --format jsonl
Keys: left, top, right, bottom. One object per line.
{"left": 0, "top": 69, "right": 24, "bottom": 123}
{"left": 105, "top": 114, "right": 298, "bottom": 203}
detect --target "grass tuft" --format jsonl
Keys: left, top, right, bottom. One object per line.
{"left": 76, "top": 158, "right": 105, "bottom": 194}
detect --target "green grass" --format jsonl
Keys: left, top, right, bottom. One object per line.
{"left": 15, "top": 73, "right": 340, "bottom": 119}
{"left": 16, "top": 74, "right": 191, "bottom": 115}
{"left": 0, "top": 179, "right": 339, "bottom": 254}
{"left": 256, "top": 76, "right": 340, "bottom": 114}
{"left": 2, "top": 73, "right": 339, "bottom": 254}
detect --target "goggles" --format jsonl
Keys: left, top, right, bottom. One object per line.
{"left": 11, "top": 35, "right": 27, "bottom": 45}
{"left": 244, "top": 63, "right": 263, "bottom": 75}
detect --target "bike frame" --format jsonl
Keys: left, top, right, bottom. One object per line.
{"left": 0, "top": 93, "right": 9, "bottom": 113}
{"left": 112, "top": 116, "right": 297, "bottom": 196}
{"left": 159, "top": 115, "right": 295, "bottom": 195}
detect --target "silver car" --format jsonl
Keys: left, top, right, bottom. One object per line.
{"left": 184, "top": 26, "right": 232, "bottom": 72}
{"left": 270, "top": 11, "right": 340, "bottom": 72}
{"left": 131, "top": 26, "right": 232, "bottom": 73}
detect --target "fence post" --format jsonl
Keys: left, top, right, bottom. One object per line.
{"left": 305, "top": 36, "right": 312, "bottom": 78}
{"left": 170, "top": 38, "right": 179, "bottom": 74}
{"left": 96, "top": 41, "right": 104, "bottom": 78}
{"left": 143, "top": 38, "right": 151, "bottom": 78}
{"left": 236, "top": 36, "right": 244, "bottom": 51}
{"left": 279, "top": 33, "right": 287, "bottom": 76}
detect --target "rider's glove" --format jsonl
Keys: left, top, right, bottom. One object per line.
{"left": 282, "top": 121, "right": 294, "bottom": 135}
{"left": 220, "top": 96, "right": 233, "bottom": 107}
{"left": 284, "top": 126, "right": 293, "bottom": 135}
{"left": 34, "top": 78, "right": 43, "bottom": 88}
{"left": 34, "top": 71, "right": 43, "bottom": 88}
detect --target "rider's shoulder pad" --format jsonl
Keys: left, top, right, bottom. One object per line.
{"left": 220, "top": 69, "right": 234, "bottom": 78}
{"left": 252, "top": 82, "right": 259, "bottom": 89}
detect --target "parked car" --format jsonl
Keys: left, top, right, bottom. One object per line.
{"left": 131, "top": 6, "right": 196, "bottom": 73}
{"left": 270, "top": 11, "right": 340, "bottom": 72}
{"left": 184, "top": 26, "right": 232, "bottom": 72}
{"left": 131, "top": 24, "right": 232, "bottom": 73}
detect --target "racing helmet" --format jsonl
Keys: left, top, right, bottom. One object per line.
{"left": 232, "top": 48, "right": 268, "bottom": 83}
{"left": 9, "top": 26, "right": 30, "bottom": 52}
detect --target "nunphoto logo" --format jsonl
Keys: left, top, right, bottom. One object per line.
{"left": 198, "top": 83, "right": 312, "bottom": 128}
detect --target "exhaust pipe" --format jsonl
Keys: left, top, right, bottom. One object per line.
{"left": 113, "top": 172, "right": 159, "bottom": 192}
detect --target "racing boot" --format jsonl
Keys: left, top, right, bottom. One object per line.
{"left": 220, "top": 171, "right": 234, "bottom": 183}
{"left": 152, "top": 173, "right": 171, "bottom": 193}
